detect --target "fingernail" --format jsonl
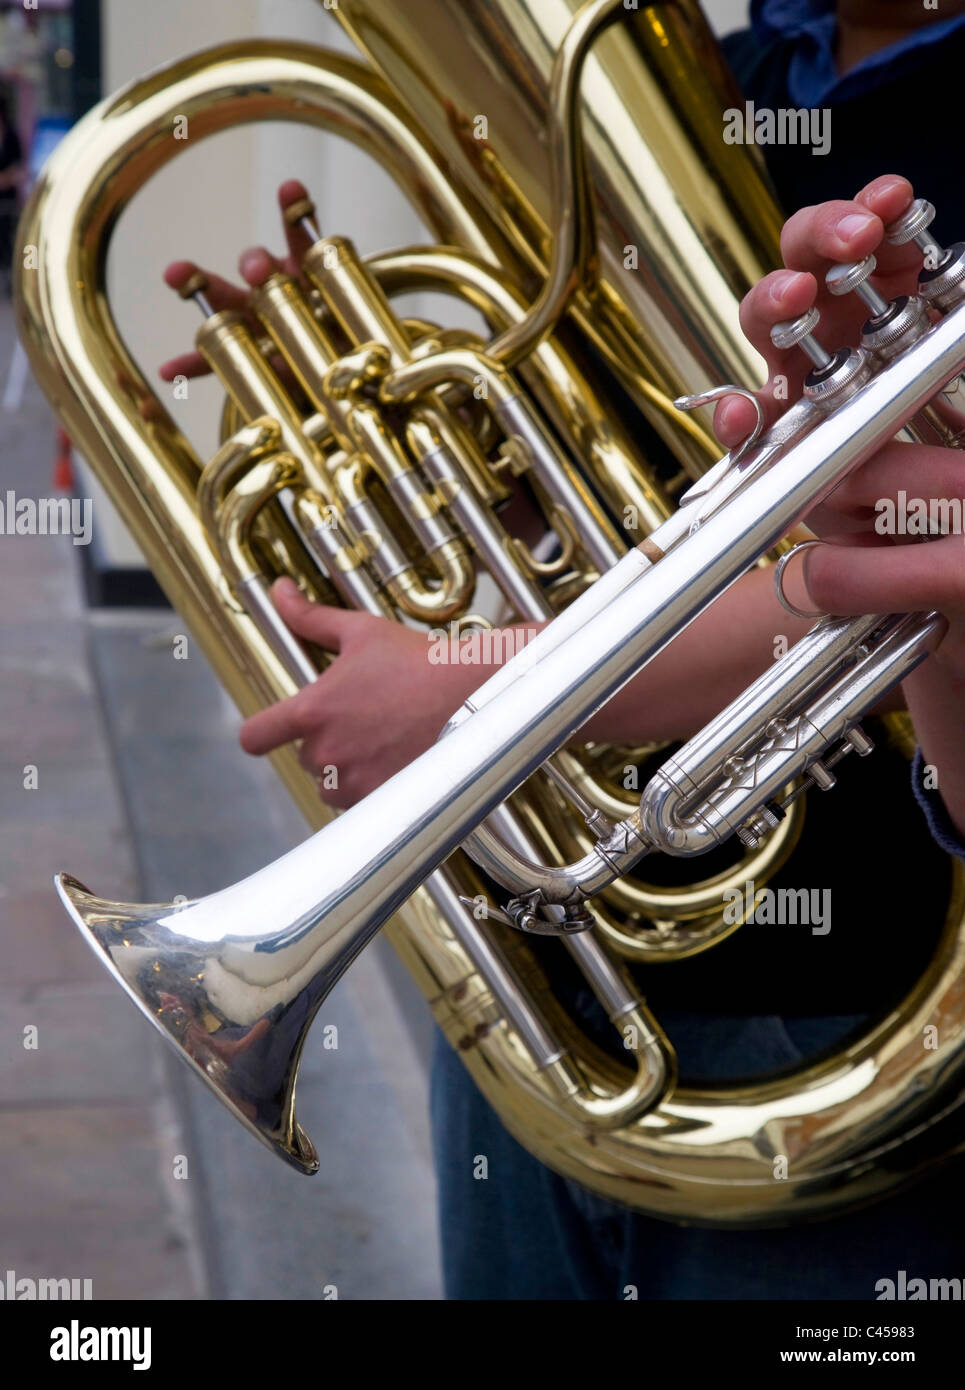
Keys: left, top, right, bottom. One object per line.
{"left": 769, "top": 270, "right": 803, "bottom": 305}
{"left": 274, "top": 577, "right": 300, "bottom": 598}
{"left": 717, "top": 398, "right": 738, "bottom": 432}
{"left": 836, "top": 213, "right": 875, "bottom": 242}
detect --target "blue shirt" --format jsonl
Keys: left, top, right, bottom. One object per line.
{"left": 752, "top": 0, "right": 965, "bottom": 106}
{"left": 911, "top": 750, "right": 965, "bottom": 860}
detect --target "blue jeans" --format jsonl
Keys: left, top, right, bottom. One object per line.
{"left": 430, "top": 1012, "right": 965, "bottom": 1299}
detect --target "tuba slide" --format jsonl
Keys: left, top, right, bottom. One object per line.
{"left": 15, "top": 0, "right": 965, "bottom": 1225}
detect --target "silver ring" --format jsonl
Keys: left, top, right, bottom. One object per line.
{"left": 774, "top": 540, "right": 826, "bottom": 620}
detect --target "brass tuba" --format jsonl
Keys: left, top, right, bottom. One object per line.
{"left": 16, "top": 0, "right": 965, "bottom": 1225}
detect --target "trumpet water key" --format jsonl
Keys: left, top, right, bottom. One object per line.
{"left": 16, "top": 0, "right": 965, "bottom": 1225}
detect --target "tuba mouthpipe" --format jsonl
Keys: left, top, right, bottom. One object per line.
{"left": 486, "top": 0, "right": 627, "bottom": 368}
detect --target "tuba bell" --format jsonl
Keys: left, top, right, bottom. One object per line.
{"left": 16, "top": 0, "right": 965, "bottom": 1225}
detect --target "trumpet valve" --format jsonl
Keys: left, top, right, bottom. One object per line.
{"left": 770, "top": 307, "right": 833, "bottom": 371}
{"left": 826, "top": 256, "right": 890, "bottom": 321}
{"left": 886, "top": 198, "right": 940, "bottom": 255}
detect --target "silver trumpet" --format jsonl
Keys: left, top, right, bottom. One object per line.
{"left": 58, "top": 291, "right": 965, "bottom": 1173}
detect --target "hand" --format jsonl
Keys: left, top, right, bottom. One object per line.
{"left": 158, "top": 178, "right": 315, "bottom": 383}
{"left": 711, "top": 174, "right": 924, "bottom": 447}
{"left": 161, "top": 181, "right": 540, "bottom": 809}
{"left": 239, "top": 580, "right": 506, "bottom": 808}
{"left": 718, "top": 174, "right": 965, "bottom": 836}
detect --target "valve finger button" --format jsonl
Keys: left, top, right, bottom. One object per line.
{"left": 283, "top": 194, "right": 317, "bottom": 227}
{"left": 770, "top": 307, "right": 820, "bottom": 351}
{"left": 885, "top": 198, "right": 937, "bottom": 250}
{"left": 826, "top": 257, "right": 875, "bottom": 297}
{"left": 771, "top": 309, "right": 833, "bottom": 371}
{"left": 826, "top": 256, "right": 891, "bottom": 321}
{"left": 284, "top": 192, "right": 322, "bottom": 244}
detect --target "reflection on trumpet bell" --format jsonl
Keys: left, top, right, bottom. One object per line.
{"left": 56, "top": 873, "right": 320, "bottom": 1173}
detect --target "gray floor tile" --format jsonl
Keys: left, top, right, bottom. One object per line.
{"left": 0, "top": 888, "right": 109, "bottom": 987}
{"left": 0, "top": 1102, "right": 204, "bottom": 1300}
{"left": 0, "top": 983, "right": 164, "bottom": 1104}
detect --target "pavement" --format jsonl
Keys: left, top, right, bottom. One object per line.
{"left": 0, "top": 298, "right": 443, "bottom": 1300}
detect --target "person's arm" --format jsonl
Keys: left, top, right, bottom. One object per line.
{"left": 237, "top": 567, "right": 815, "bottom": 807}
{"left": 237, "top": 572, "right": 811, "bottom": 807}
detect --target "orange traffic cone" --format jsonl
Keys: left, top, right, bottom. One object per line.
{"left": 53, "top": 428, "right": 75, "bottom": 491}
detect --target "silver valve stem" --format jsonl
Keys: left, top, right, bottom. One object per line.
{"left": 177, "top": 269, "right": 215, "bottom": 319}
{"left": 886, "top": 198, "right": 945, "bottom": 263}
{"left": 825, "top": 256, "right": 890, "bottom": 320}
{"left": 770, "top": 307, "right": 833, "bottom": 371}
{"left": 284, "top": 193, "right": 322, "bottom": 245}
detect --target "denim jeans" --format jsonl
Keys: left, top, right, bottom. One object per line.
{"left": 430, "top": 1012, "right": 965, "bottom": 1299}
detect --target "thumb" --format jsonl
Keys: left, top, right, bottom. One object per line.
{"left": 271, "top": 578, "right": 355, "bottom": 652}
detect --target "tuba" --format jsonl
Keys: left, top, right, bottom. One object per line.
{"left": 16, "top": 0, "right": 965, "bottom": 1225}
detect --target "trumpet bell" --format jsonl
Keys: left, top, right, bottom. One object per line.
{"left": 54, "top": 872, "right": 320, "bottom": 1175}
